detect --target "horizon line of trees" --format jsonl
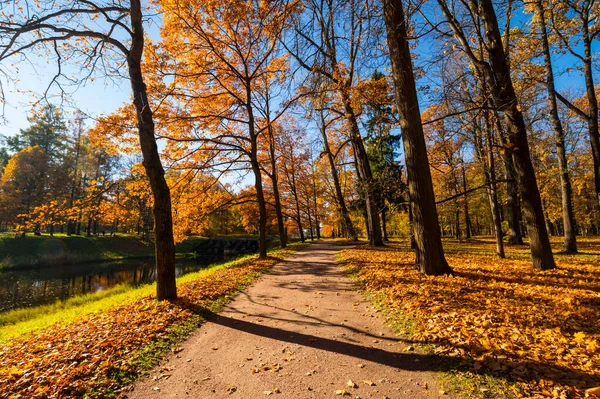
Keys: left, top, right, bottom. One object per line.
{"left": 0, "top": 0, "right": 599, "bottom": 299}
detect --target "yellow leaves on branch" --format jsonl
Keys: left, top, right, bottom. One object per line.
{"left": 340, "top": 239, "right": 600, "bottom": 398}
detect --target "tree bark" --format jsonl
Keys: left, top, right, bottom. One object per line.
{"left": 382, "top": 0, "right": 452, "bottom": 275}
{"left": 474, "top": 0, "right": 555, "bottom": 270}
{"left": 319, "top": 114, "right": 357, "bottom": 240}
{"left": 341, "top": 93, "right": 383, "bottom": 246}
{"left": 477, "top": 105, "right": 505, "bottom": 258}
{"left": 128, "top": 0, "right": 177, "bottom": 300}
{"left": 462, "top": 163, "right": 472, "bottom": 239}
{"left": 494, "top": 103, "right": 523, "bottom": 245}
{"left": 503, "top": 150, "right": 524, "bottom": 244}
{"left": 267, "top": 123, "right": 287, "bottom": 249}
{"left": 535, "top": 0, "right": 577, "bottom": 253}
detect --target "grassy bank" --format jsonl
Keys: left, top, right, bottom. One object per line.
{"left": 0, "top": 241, "right": 305, "bottom": 342}
{"left": 0, "top": 232, "right": 154, "bottom": 269}
{"left": 0, "top": 242, "right": 308, "bottom": 398}
{"left": 0, "top": 233, "right": 276, "bottom": 269}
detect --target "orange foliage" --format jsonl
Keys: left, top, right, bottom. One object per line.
{"left": 340, "top": 239, "right": 600, "bottom": 398}
{"left": 0, "top": 254, "right": 294, "bottom": 397}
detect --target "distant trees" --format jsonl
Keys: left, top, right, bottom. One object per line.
{"left": 0, "top": 0, "right": 177, "bottom": 300}
{"left": 2, "top": 0, "right": 600, "bottom": 276}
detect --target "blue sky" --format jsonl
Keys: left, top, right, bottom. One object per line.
{"left": 0, "top": 59, "right": 131, "bottom": 136}
{"left": 0, "top": 6, "right": 593, "bottom": 140}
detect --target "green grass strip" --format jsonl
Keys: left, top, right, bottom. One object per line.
{"left": 0, "top": 242, "right": 307, "bottom": 343}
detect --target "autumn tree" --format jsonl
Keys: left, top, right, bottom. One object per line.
{"left": 436, "top": 0, "right": 556, "bottom": 270}
{"left": 527, "top": 0, "right": 578, "bottom": 253}
{"left": 548, "top": 0, "right": 600, "bottom": 212}
{"left": 0, "top": 0, "right": 178, "bottom": 299}
{"left": 284, "top": 0, "right": 384, "bottom": 246}
{"left": 156, "top": 0, "right": 297, "bottom": 258}
{"left": 0, "top": 146, "right": 49, "bottom": 229}
{"left": 382, "top": 0, "right": 452, "bottom": 275}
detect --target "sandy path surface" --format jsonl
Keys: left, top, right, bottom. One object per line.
{"left": 128, "top": 241, "right": 446, "bottom": 398}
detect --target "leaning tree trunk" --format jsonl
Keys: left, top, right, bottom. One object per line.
{"left": 128, "top": 0, "right": 177, "bottom": 300}
{"left": 319, "top": 116, "right": 357, "bottom": 240}
{"left": 475, "top": 0, "right": 555, "bottom": 270}
{"left": 536, "top": 0, "right": 577, "bottom": 253}
{"left": 267, "top": 124, "right": 287, "bottom": 249}
{"left": 340, "top": 92, "right": 383, "bottom": 246}
{"left": 480, "top": 103, "right": 505, "bottom": 258}
{"left": 382, "top": 0, "right": 452, "bottom": 275}
{"left": 462, "top": 163, "right": 472, "bottom": 239}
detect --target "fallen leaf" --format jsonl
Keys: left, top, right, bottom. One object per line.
{"left": 335, "top": 389, "right": 351, "bottom": 396}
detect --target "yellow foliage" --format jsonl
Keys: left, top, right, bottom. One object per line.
{"left": 341, "top": 238, "right": 600, "bottom": 398}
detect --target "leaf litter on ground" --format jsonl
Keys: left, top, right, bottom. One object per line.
{"left": 0, "top": 254, "right": 288, "bottom": 398}
{"left": 340, "top": 238, "right": 600, "bottom": 399}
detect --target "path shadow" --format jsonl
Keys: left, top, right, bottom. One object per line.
{"left": 198, "top": 310, "right": 600, "bottom": 389}
{"left": 223, "top": 291, "right": 415, "bottom": 343}
{"left": 202, "top": 309, "right": 447, "bottom": 372}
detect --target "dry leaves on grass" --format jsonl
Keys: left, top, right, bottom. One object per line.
{"left": 340, "top": 240, "right": 600, "bottom": 398}
{"left": 0, "top": 257, "right": 277, "bottom": 398}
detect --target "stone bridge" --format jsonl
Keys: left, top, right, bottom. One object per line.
{"left": 192, "top": 237, "right": 260, "bottom": 256}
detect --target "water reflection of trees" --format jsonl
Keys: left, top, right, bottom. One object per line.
{"left": 0, "top": 257, "right": 226, "bottom": 312}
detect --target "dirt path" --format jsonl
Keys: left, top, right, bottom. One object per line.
{"left": 129, "top": 241, "right": 446, "bottom": 398}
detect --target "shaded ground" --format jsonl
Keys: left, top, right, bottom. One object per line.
{"left": 129, "top": 241, "right": 446, "bottom": 398}
{"left": 340, "top": 238, "right": 600, "bottom": 398}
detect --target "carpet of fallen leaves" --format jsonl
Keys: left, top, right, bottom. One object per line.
{"left": 0, "top": 256, "right": 280, "bottom": 398}
{"left": 340, "top": 238, "right": 600, "bottom": 399}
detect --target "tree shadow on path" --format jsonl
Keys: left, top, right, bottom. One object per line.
{"left": 195, "top": 309, "right": 600, "bottom": 391}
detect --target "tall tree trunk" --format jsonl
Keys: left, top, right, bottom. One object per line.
{"left": 319, "top": 114, "right": 357, "bottom": 240}
{"left": 245, "top": 84, "right": 267, "bottom": 258}
{"left": 267, "top": 123, "right": 287, "bottom": 249}
{"left": 128, "top": 0, "right": 177, "bottom": 300}
{"left": 381, "top": 210, "right": 389, "bottom": 241}
{"left": 462, "top": 164, "right": 472, "bottom": 239}
{"left": 475, "top": 0, "right": 556, "bottom": 270}
{"left": 251, "top": 156, "right": 268, "bottom": 258}
{"left": 535, "top": 0, "right": 577, "bottom": 253}
{"left": 491, "top": 102, "right": 523, "bottom": 245}
{"left": 454, "top": 201, "right": 461, "bottom": 240}
{"left": 287, "top": 153, "right": 305, "bottom": 242}
{"left": 311, "top": 161, "right": 321, "bottom": 239}
{"left": 382, "top": 0, "right": 452, "bottom": 275}
{"left": 479, "top": 106, "right": 505, "bottom": 258}
{"left": 340, "top": 92, "right": 383, "bottom": 246}
{"left": 579, "top": 18, "right": 600, "bottom": 211}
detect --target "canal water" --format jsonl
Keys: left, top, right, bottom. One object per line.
{"left": 0, "top": 255, "right": 235, "bottom": 312}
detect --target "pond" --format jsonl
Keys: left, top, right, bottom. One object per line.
{"left": 0, "top": 255, "right": 236, "bottom": 312}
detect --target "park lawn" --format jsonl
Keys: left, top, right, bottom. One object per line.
{"left": 0, "top": 233, "right": 228, "bottom": 269}
{"left": 339, "top": 236, "right": 600, "bottom": 399}
{"left": 0, "top": 242, "right": 308, "bottom": 398}
{"left": 0, "top": 232, "right": 154, "bottom": 269}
